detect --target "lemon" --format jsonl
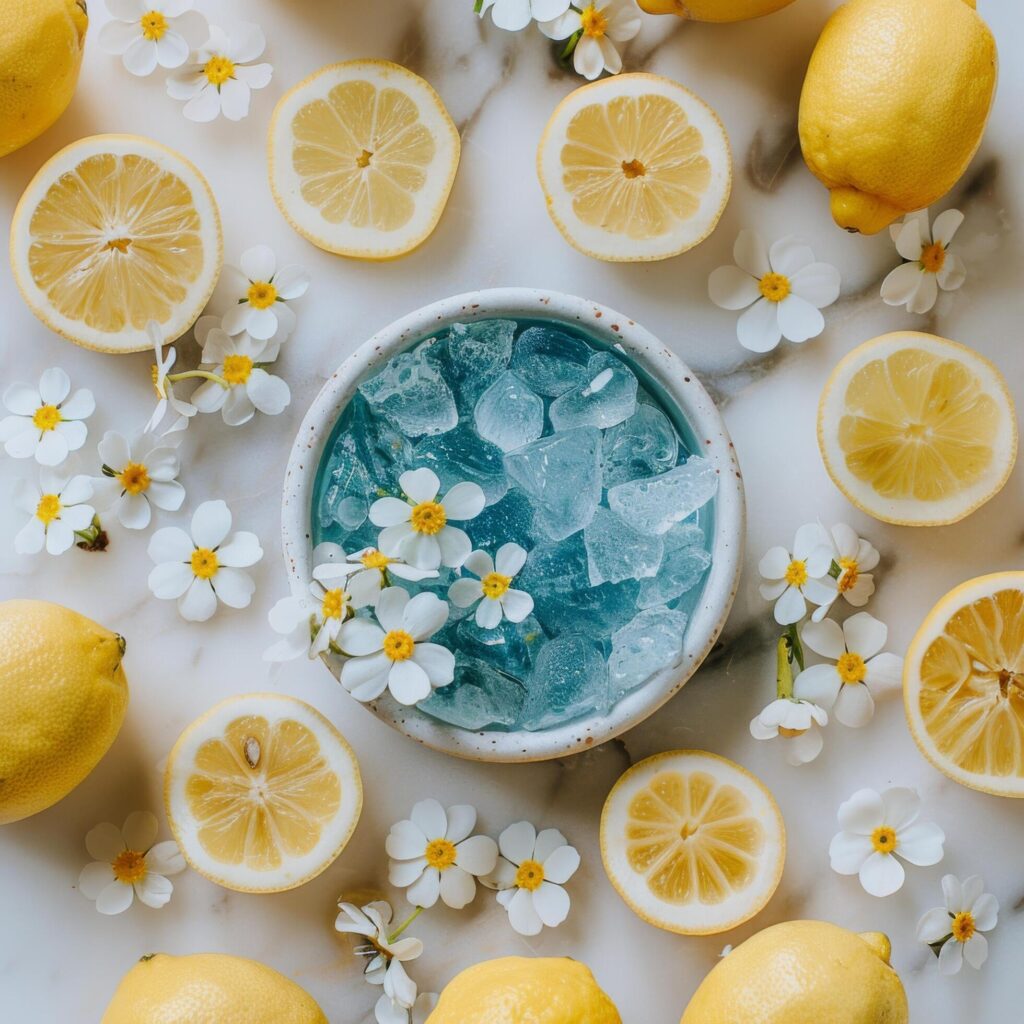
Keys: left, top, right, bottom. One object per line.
{"left": 268, "top": 60, "right": 460, "bottom": 260}
{"left": 904, "top": 573, "right": 1024, "bottom": 798}
{"left": 799, "top": 0, "right": 997, "bottom": 234}
{"left": 0, "top": 0, "right": 87, "bottom": 158}
{"left": 680, "top": 921, "right": 908, "bottom": 1023}
{"left": 0, "top": 599, "right": 127, "bottom": 825}
{"left": 101, "top": 952, "right": 328, "bottom": 1024}
{"left": 537, "top": 73, "right": 731, "bottom": 262}
{"left": 426, "top": 957, "right": 620, "bottom": 1024}
{"left": 9, "top": 133, "right": 223, "bottom": 353}
{"left": 600, "top": 750, "right": 784, "bottom": 935}
{"left": 637, "top": 0, "right": 796, "bottom": 21}
{"left": 164, "top": 693, "right": 362, "bottom": 893}
{"left": 817, "top": 332, "right": 1017, "bottom": 526}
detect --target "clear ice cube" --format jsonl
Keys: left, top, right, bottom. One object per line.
{"left": 607, "top": 458, "right": 718, "bottom": 536}
{"left": 549, "top": 351, "right": 638, "bottom": 431}
{"left": 608, "top": 607, "right": 689, "bottom": 698}
{"left": 413, "top": 424, "right": 508, "bottom": 506}
{"left": 317, "top": 437, "right": 371, "bottom": 531}
{"left": 434, "top": 319, "right": 515, "bottom": 410}
{"left": 456, "top": 614, "right": 547, "bottom": 681}
{"left": 359, "top": 345, "right": 458, "bottom": 437}
{"left": 509, "top": 326, "right": 592, "bottom": 397}
{"left": 474, "top": 371, "right": 544, "bottom": 453}
{"left": 349, "top": 396, "right": 415, "bottom": 491}
{"left": 519, "top": 634, "right": 610, "bottom": 731}
{"left": 418, "top": 657, "right": 526, "bottom": 730}
{"left": 602, "top": 403, "right": 679, "bottom": 487}
{"left": 637, "top": 542, "right": 711, "bottom": 610}
{"left": 584, "top": 507, "right": 664, "bottom": 586}
{"left": 467, "top": 488, "right": 535, "bottom": 552}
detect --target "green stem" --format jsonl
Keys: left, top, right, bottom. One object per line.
{"left": 168, "top": 369, "right": 229, "bottom": 388}
{"left": 388, "top": 906, "right": 424, "bottom": 943}
{"left": 560, "top": 29, "right": 582, "bottom": 60}
{"left": 74, "top": 515, "right": 109, "bottom": 553}
{"left": 473, "top": 0, "right": 483, "bottom": 11}
{"left": 776, "top": 636, "right": 794, "bottom": 700}
{"left": 785, "top": 623, "right": 805, "bottom": 673}
{"left": 828, "top": 559, "right": 842, "bottom": 580}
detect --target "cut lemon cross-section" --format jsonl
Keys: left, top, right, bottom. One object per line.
{"left": 10, "top": 134, "right": 222, "bottom": 354}
{"left": 164, "top": 693, "right": 362, "bottom": 893}
{"left": 905, "top": 573, "right": 1024, "bottom": 798}
{"left": 268, "top": 60, "right": 460, "bottom": 260}
{"left": 537, "top": 73, "right": 731, "bottom": 262}
{"left": 818, "top": 332, "right": 1017, "bottom": 526}
{"left": 600, "top": 750, "right": 785, "bottom": 935}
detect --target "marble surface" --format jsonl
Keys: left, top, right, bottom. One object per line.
{"left": 1, "top": 0, "right": 1022, "bottom": 1019}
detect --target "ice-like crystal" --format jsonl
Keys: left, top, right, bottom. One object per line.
{"left": 584, "top": 507, "right": 664, "bottom": 586}
{"left": 637, "top": 542, "right": 711, "bottom": 609}
{"left": 608, "top": 607, "right": 689, "bottom": 697}
{"left": 607, "top": 458, "right": 718, "bottom": 535}
{"left": 349, "top": 396, "right": 414, "bottom": 491}
{"left": 467, "top": 488, "right": 535, "bottom": 551}
{"left": 456, "top": 615, "right": 547, "bottom": 681}
{"left": 509, "top": 326, "right": 592, "bottom": 396}
{"left": 519, "top": 634, "right": 610, "bottom": 730}
{"left": 413, "top": 424, "right": 508, "bottom": 506}
{"left": 504, "top": 427, "right": 602, "bottom": 541}
{"left": 317, "top": 438, "right": 371, "bottom": 531}
{"left": 359, "top": 345, "right": 458, "bottom": 437}
{"left": 549, "top": 351, "right": 638, "bottom": 431}
{"left": 474, "top": 371, "right": 544, "bottom": 453}
{"left": 602, "top": 403, "right": 679, "bottom": 487}
{"left": 434, "top": 319, "right": 515, "bottom": 410}
{"left": 418, "top": 658, "right": 526, "bottom": 730}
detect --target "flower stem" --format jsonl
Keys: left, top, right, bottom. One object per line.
{"left": 560, "top": 29, "right": 582, "bottom": 60}
{"left": 785, "top": 622, "right": 805, "bottom": 672}
{"left": 473, "top": 0, "right": 483, "bottom": 11}
{"left": 388, "top": 905, "right": 424, "bottom": 943}
{"left": 168, "top": 369, "right": 228, "bottom": 388}
{"left": 776, "top": 636, "right": 794, "bottom": 700}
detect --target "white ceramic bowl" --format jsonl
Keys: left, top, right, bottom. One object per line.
{"left": 282, "top": 288, "right": 744, "bottom": 762}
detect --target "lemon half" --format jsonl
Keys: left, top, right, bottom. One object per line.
{"left": 268, "top": 60, "right": 460, "bottom": 260}
{"left": 600, "top": 750, "right": 785, "bottom": 935}
{"left": 165, "top": 693, "right": 362, "bottom": 893}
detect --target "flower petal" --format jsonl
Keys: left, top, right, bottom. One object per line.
{"left": 881, "top": 787, "right": 920, "bottom": 831}
{"left": 448, "top": 577, "right": 483, "bottom": 609}
{"left": 916, "top": 906, "right": 953, "bottom": 943}
{"left": 191, "top": 499, "right": 232, "bottom": 549}
{"left": 500, "top": 589, "right": 533, "bottom": 623}
{"left": 179, "top": 579, "right": 218, "bottom": 622}
{"left": 401, "top": 531, "right": 442, "bottom": 571}
{"left": 437, "top": 527, "right": 471, "bottom": 569}
{"left": 838, "top": 789, "right": 885, "bottom": 835}
{"left": 216, "top": 531, "right": 263, "bottom": 568}
{"left": 146, "top": 840, "right": 185, "bottom": 875}
{"left": 475, "top": 598, "right": 503, "bottom": 630}
{"left": 542, "top": 844, "right": 580, "bottom": 884}
{"left": 708, "top": 265, "right": 760, "bottom": 311}
{"left": 400, "top": 467, "right": 440, "bottom": 504}
{"left": 786, "top": 725, "right": 824, "bottom": 765}
{"left": 942, "top": 872, "right": 963, "bottom": 912}
{"left": 455, "top": 834, "right": 498, "bottom": 876}
{"left": 274, "top": 265, "right": 310, "bottom": 300}
{"left": 963, "top": 932, "right": 988, "bottom": 970}
{"left": 843, "top": 612, "right": 887, "bottom": 659}
{"left": 833, "top": 683, "right": 875, "bottom": 728}
{"left": 246, "top": 370, "right": 290, "bottom": 415}
{"left": 98, "top": 19, "right": 141, "bottom": 55}
{"left": 86, "top": 822, "right": 124, "bottom": 862}
{"left": 390, "top": 857, "right": 428, "bottom": 888}
{"left": 790, "top": 262, "right": 841, "bottom": 308}
{"left": 3, "top": 383, "right": 41, "bottom": 416}
{"left": 78, "top": 861, "right": 115, "bottom": 899}
{"left": 533, "top": 881, "right": 570, "bottom": 927}
{"left": 212, "top": 567, "right": 255, "bottom": 609}
{"left": 389, "top": 660, "right": 432, "bottom": 705}
{"left": 410, "top": 799, "right": 448, "bottom": 842}
{"left": 506, "top": 887, "right": 543, "bottom": 936}
{"left": 122, "top": 811, "right": 158, "bottom": 852}
{"left": 937, "top": 251, "right": 966, "bottom": 292}
{"left": 769, "top": 236, "right": 815, "bottom": 277}
{"left": 376, "top": 586, "right": 410, "bottom": 633}
{"left": 773, "top": 586, "right": 806, "bottom": 625}
{"left": 341, "top": 652, "right": 392, "bottom": 701}
{"left": 801, "top": 618, "right": 846, "bottom": 660}
{"left": 896, "top": 821, "right": 945, "bottom": 866}
{"left": 402, "top": 592, "right": 448, "bottom": 640}
{"left": 439, "top": 866, "right": 477, "bottom": 909}
{"left": 182, "top": 84, "right": 222, "bottom": 122}
{"left": 736, "top": 298, "right": 782, "bottom": 353}
{"left": 60, "top": 389, "right": 94, "bottom": 421}
{"left": 498, "top": 820, "right": 536, "bottom": 864}
{"left": 445, "top": 805, "right": 477, "bottom": 845}
{"left": 148, "top": 561, "right": 194, "bottom": 600}
{"left": 971, "top": 892, "right": 998, "bottom": 932}
{"left": 123, "top": 36, "right": 159, "bottom": 76}
{"left": 410, "top": 643, "right": 455, "bottom": 688}
{"left": 758, "top": 545, "right": 790, "bottom": 580}
{"left": 880, "top": 262, "right": 925, "bottom": 308}
{"left": 135, "top": 872, "right": 173, "bottom": 908}
{"left": 908, "top": 272, "right": 938, "bottom": 314}
{"left": 227, "top": 20, "right": 266, "bottom": 63}
{"left": 378, "top": 522, "right": 414, "bottom": 557}
{"left": 777, "top": 294, "right": 825, "bottom": 343}
{"left": 829, "top": 830, "right": 873, "bottom": 874}
{"left": 859, "top": 850, "right": 905, "bottom": 897}
{"left": 441, "top": 482, "right": 485, "bottom": 521}
{"left": 338, "top": 618, "right": 386, "bottom": 656}
{"left": 148, "top": 525, "right": 194, "bottom": 563}
{"left": 938, "top": 936, "right": 964, "bottom": 975}
{"left": 387, "top": 818, "right": 429, "bottom": 860}
{"left": 494, "top": 542, "right": 527, "bottom": 577}
{"left": 38, "top": 367, "right": 71, "bottom": 406}
{"left": 931, "top": 208, "right": 964, "bottom": 247}
{"left": 240, "top": 244, "right": 276, "bottom": 282}
{"left": 463, "top": 549, "right": 494, "bottom": 579}
{"left": 733, "top": 229, "right": 770, "bottom": 278}
{"left": 96, "top": 881, "right": 135, "bottom": 915}
{"left": 36, "top": 428, "right": 70, "bottom": 466}
{"left": 894, "top": 218, "right": 925, "bottom": 261}
{"left": 405, "top": 866, "right": 441, "bottom": 908}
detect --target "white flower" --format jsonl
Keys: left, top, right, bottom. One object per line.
{"left": 829, "top": 787, "right": 945, "bottom": 897}
{"left": 78, "top": 811, "right": 185, "bottom": 915}
{"left": 793, "top": 612, "right": 902, "bottom": 728}
{"left": 99, "top": 0, "right": 209, "bottom": 77}
{"left": 749, "top": 698, "right": 829, "bottom": 766}
{"left": 386, "top": 799, "right": 499, "bottom": 910}
{"left": 483, "top": 821, "right": 580, "bottom": 936}
{"left": 321, "top": 546, "right": 440, "bottom": 599}
{"left": 917, "top": 875, "right": 998, "bottom": 975}
{"left": 166, "top": 23, "right": 272, "bottom": 122}
{"left": 370, "top": 468, "right": 485, "bottom": 571}
{"left": 211, "top": 245, "right": 309, "bottom": 342}
{"left": 1, "top": 368, "right": 94, "bottom": 465}
{"left": 807, "top": 522, "right": 879, "bottom": 622}
{"left": 335, "top": 901, "right": 422, "bottom": 1011}
{"left": 478, "top": 0, "right": 571, "bottom": 32}
{"left": 147, "top": 499, "right": 263, "bottom": 622}
{"left": 92, "top": 431, "right": 185, "bottom": 530}
{"left": 191, "top": 329, "right": 290, "bottom": 426}
{"left": 263, "top": 543, "right": 380, "bottom": 662}
{"left": 881, "top": 209, "right": 966, "bottom": 314}
{"left": 14, "top": 469, "right": 95, "bottom": 556}
{"left": 338, "top": 588, "right": 454, "bottom": 705}
{"left": 376, "top": 993, "right": 437, "bottom": 1024}
{"left": 448, "top": 544, "right": 534, "bottom": 629}
{"left": 709, "top": 230, "right": 841, "bottom": 352}
{"left": 540, "top": 0, "right": 642, "bottom": 81}
{"left": 758, "top": 523, "right": 837, "bottom": 625}
{"left": 145, "top": 322, "right": 197, "bottom": 436}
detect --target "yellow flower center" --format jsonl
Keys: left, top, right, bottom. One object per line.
{"left": 784, "top": 559, "right": 807, "bottom": 587}
{"left": 836, "top": 651, "right": 867, "bottom": 685}
{"left": 35, "top": 493, "right": 61, "bottom": 524}
{"left": 32, "top": 404, "right": 61, "bottom": 431}
{"left": 117, "top": 462, "right": 151, "bottom": 495}
{"left": 515, "top": 859, "right": 545, "bottom": 891}
{"left": 111, "top": 849, "right": 148, "bottom": 885}
{"left": 836, "top": 557, "right": 860, "bottom": 593}
{"left": 481, "top": 572, "right": 512, "bottom": 600}
{"left": 204, "top": 55, "right": 235, "bottom": 87}
{"left": 247, "top": 281, "right": 278, "bottom": 310}
{"left": 191, "top": 547, "right": 219, "bottom": 579}
{"left": 361, "top": 549, "right": 392, "bottom": 570}
{"left": 871, "top": 826, "right": 897, "bottom": 854}
{"left": 410, "top": 500, "right": 446, "bottom": 536}
{"left": 383, "top": 629, "right": 415, "bottom": 661}
{"left": 759, "top": 272, "right": 791, "bottom": 303}
{"left": 920, "top": 242, "right": 946, "bottom": 274}
{"left": 777, "top": 725, "right": 807, "bottom": 738}
{"left": 951, "top": 910, "right": 976, "bottom": 943}
{"left": 151, "top": 364, "right": 166, "bottom": 398}
{"left": 222, "top": 354, "right": 253, "bottom": 385}
{"left": 580, "top": 4, "right": 608, "bottom": 37}
{"left": 139, "top": 10, "right": 168, "bottom": 40}
{"left": 321, "top": 588, "right": 347, "bottom": 621}
{"left": 424, "top": 838, "right": 458, "bottom": 870}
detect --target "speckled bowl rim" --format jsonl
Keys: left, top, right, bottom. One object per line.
{"left": 281, "top": 288, "right": 745, "bottom": 763}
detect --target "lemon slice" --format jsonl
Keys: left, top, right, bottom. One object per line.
{"left": 904, "top": 573, "right": 1024, "bottom": 798}
{"left": 9, "top": 134, "right": 222, "bottom": 354}
{"left": 600, "top": 750, "right": 785, "bottom": 935}
{"left": 268, "top": 60, "right": 460, "bottom": 260}
{"left": 818, "top": 332, "right": 1017, "bottom": 526}
{"left": 164, "top": 693, "right": 362, "bottom": 893}
{"left": 536, "top": 73, "right": 731, "bottom": 262}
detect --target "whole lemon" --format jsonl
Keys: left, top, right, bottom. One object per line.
{"left": 426, "top": 957, "right": 621, "bottom": 1024}
{"left": 799, "top": 0, "right": 996, "bottom": 234}
{"left": 637, "top": 0, "right": 797, "bottom": 20}
{"left": 101, "top": 953, "right": 328, "bottom": 1024}
{"left": 680, "top": 921, "right": 909, "bottom": 1024}
{"left": 0, "top": 599, "right": 127, "bottom": 824}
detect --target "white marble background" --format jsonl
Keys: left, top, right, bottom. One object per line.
{"left": 1, "top": 0, "right": 1022, "bottom": 1019}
